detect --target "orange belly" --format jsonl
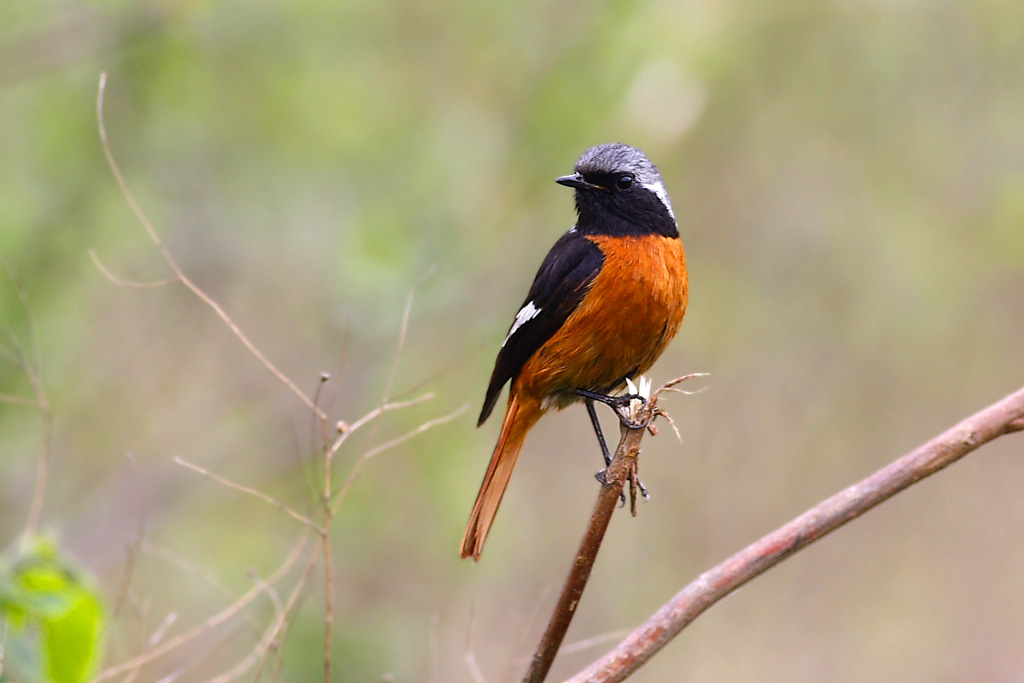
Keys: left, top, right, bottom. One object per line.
{"left": 514, "top": 234, "right": 688, "bottom": 409}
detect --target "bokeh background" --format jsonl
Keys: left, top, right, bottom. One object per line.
{"left": 2, "top": 1, "right": 1024, "bottom": 681}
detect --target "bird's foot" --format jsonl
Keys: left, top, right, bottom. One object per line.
{"left": 594, "top": 468, "right": 628, "bottom": 506}
{"left": 594, "top": 465, "right": 650, "bottom": 511}
{"left": 575, "top": 389, "right": 648, "bottom": 429}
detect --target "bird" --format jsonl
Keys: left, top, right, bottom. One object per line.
{"left": 460, "top": 143, "right": 689, "bottom": 561}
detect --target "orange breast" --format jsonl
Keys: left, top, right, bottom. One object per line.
{"left": 515, "top": 234, "right": 688, "bottom": 409}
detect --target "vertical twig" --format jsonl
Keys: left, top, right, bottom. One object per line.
{"left": 0, "top": 256, "right": 53, "bottom": 547}
{"left": 322, "top": 498, "right": 333, "bottom": 683}
{"left": 522, "top": 399, "right": 657, "bottom": 683}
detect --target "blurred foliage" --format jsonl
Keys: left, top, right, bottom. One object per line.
{"left": 0, "top": 536, "right": 104, "bottom": 683}
{"left": 1, "top": 0, "right": 1023, "bottom": 681}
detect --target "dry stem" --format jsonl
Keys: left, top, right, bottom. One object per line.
{"left": 569, "top": 384, "right": 1024, "bottom": 682}
{"left": 0, "top": 257, "right": 53, "bottom": 548}
{"left": 93, "top": 531, "right": 311, "bottom": 681}
{"left": 96, "top": 72, "right": 325, "bottom": 421}
{"left": 521, "top": 374, "right": 704, "bottom": 683}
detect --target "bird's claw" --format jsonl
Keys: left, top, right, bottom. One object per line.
{"left": 576, "top": 389, "right": 650, "bottom": 429}
{"left": 594, "top": 468, "right": 629, "bottom": 506}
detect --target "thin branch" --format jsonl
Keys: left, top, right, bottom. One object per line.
{"left": 569, "top": 384, "right": 1024, "bottom": 683}
{"left": 330, "top": 402, "right": 469, "bottom": 517}
{"left": 324, "top": 320, "right": 351, "bottom": 426}
{"left": 24, "top": 411, "right": 53, "bottom": 546}
{"left": 248, "top": 542, "right": 322, "bottom": 683}
{"left": 88, "top": 249, "right": 179, "bottom": 288}
{"left": 174, "top": 456, "right": 324, "bottom": 534}
{"left": 112, "top": 517, "right": 145, "bottom": 620}
{"left": 328, "top": 393, "right": 434, "bottom": 456}
{"left": 559, "top": 631, "right": 632, "bottom": 657}
{"left": 0, "top": 257, "right": 53, "bottom": 546}
{"left": 0, "top": 393, "right": 41, "bottom": 407}
{"left": 142, "top": 543, "right": 239, "bottom": 607}
{"left": 96, "top": 73, "right": 324, "bottom": 421}
{"left": 327, "top": 273, "right": 428, "bottom": 469}
{"left": 502, "top": 586, "right": 553, "bottom": 683}
{"left": 321, "top": 525, "right": 334, "bottom": 683}
{"left": 141, "top": 540, "right": 269, "bottom": 648}
{"left": 381, "top": 277, "right": 419, "bottom": 402}
{"left": 0, "top": 254, "right": 43, "bottom": 376}
{"left": 93, "top": 530, "right": 311, "bottom": 681}
{"left": 362, "top": 402, "right": 470, "bottom": 460}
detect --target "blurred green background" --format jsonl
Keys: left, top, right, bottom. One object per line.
{"left": 2, "top": 0, "right": 1023, "bottom": 680}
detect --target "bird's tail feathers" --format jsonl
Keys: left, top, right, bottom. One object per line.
{"left": 460, "top": 393, "right": 540, "bottom": 560}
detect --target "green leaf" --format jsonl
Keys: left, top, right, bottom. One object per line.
{"left": 0, "top": 538, "right": 105, "bottom": 683}
{"left": 41, "top": 587, "right": 104, "bottom": 683}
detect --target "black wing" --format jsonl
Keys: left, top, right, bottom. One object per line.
{"left": 478, "top": 229, "right": 604, "bottom": 425}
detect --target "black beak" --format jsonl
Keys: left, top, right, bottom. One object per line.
{"left": 556, "top": 173, "right": 606, "bottom": 191}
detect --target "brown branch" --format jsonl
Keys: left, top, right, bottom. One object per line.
{"left": 96, "top": 73, "right": 325, "bottom": 421}
{"left": 522, "top": 378, "right": 668, "bottom": 683}
{"left": 569, "top": 384, "right": 1024, "bottom": 683}
{"left": 173, "top": 456, "right": 325, "bottom": 533}
{"left": 93, "top": 530, "right": 311, "bottom": 681}
{"left": 210, "top": 544, "right": 321, "bottom": 683}
{"left": 88, "top": 249, "right": 179, "bottom": 288}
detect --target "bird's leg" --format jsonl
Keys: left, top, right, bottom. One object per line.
{"left": 585, "top": 398, "right": 613, "bottom": 468}
{"left": 575, "top": 388, "right": 648, "bottom": 430}
{"left": 579, "top": 391, "right": 650, "bottom": 504}
{"left": 584, "top": 398, "right": 627, "bottom": 506}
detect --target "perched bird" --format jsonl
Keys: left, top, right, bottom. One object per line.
{"left": 461, "top": 143, "right": 689, "bottom": 561}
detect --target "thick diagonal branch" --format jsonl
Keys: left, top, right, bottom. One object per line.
{"left": 569, "top": 384, "right": 1024, "bottom": 683}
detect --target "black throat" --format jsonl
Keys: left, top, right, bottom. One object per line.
{"left": 574, "top": 188, "right": 679, "bottom": 239}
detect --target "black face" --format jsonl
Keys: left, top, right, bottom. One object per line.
{"left": 560, "top": 170, "right": 678, "bottom": 239}
{"left": 557, "top": 143, "right": 679, "bottom": 239}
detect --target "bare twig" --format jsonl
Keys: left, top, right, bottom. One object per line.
{"left": 314, "top": 283, "right": 427, "bottom": 683}
{"left": 521, "top": 398, "right": 657, "bottom": 683}
{"left": 0, "top": 257, "right": 53, "bottom": 547}
{"left": 328, "top": 393, "right": 434, "bottom": 457}
{"left": 142, "top": 543, "right": 239, "bottom": 606}
{"left": 96, "top": 73, "right": 325, "bottom": 421}
{"left": 174, "top": 456, "right": 324, "bottom": 534}
{"left": 248, "top": 542, "right": 322, "bottom": 683}
{"left": 559, "top": 631, "right": 632, "bottom": 657}
{"left": 0, "top": 393, "right": 41, "bottom": 407}
{"left": 569, "top": 384, "right": 1024, "bottom": 683}
{"left": 321, "top": 497, "right": 333, "bottom": 683}
{"left": 330, "top": 402, "right": 469, "bottom": 517}
{"left": 94, "top": 72, "right": 470, "bottom": 683}
{"left": 521, "top": 374, "right": 704, "bottom": 683}
{"left": 362, "top": 402, "right": 470, "bottom": 460}
{"left": 88, "top": 249, "right": 179, "bottom": 288}
{"left": 325, "top": 279, "right": 422, "bottom": 472}
{"left": 93, "top": 531, "right": 311, "bottom": 682}
{"left": 503, "top": 586, "right": 553, "bottom": 683}
{"left": 112, "top": 493, "right": 145, "bottom": 619}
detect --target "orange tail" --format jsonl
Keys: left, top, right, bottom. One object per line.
{"left": 461, "top": 392, "right": 542, "bottom": 560}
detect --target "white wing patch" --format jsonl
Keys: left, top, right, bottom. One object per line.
{"left": 503, "top": 301, "right": 542, "bottom": 347}
{"left": 643, "top": 179, "right": 676, "bottom": 222}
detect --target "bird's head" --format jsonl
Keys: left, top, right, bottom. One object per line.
{"left": 556, "top": 143, "right": 677, "bottom": 237}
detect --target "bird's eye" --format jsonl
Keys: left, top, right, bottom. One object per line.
{"left": 615, "top": 174, "right": 634, "bottom": 190}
